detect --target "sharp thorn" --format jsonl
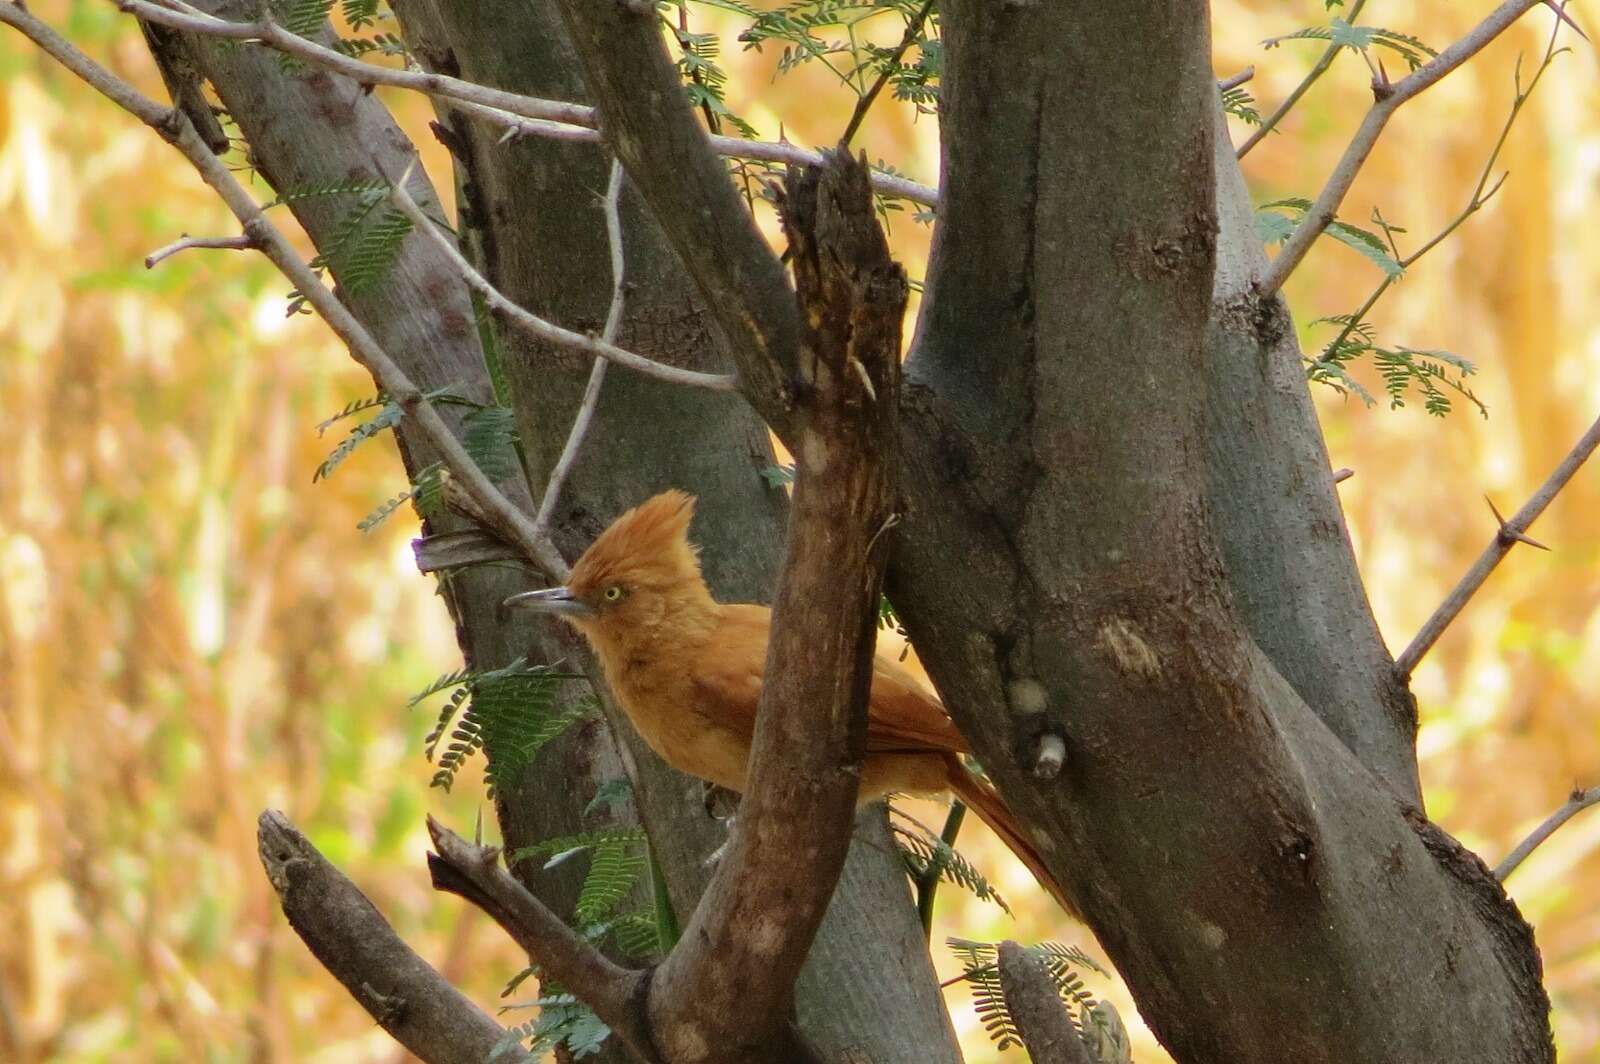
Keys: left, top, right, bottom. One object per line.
{"left": 1509, "top": 529, "right": 1552, "bottom": 551}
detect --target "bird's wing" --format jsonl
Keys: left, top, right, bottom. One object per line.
{"left": 690, "top": 605, "right": 969, "bottom": 755}
{"left": 864, "top": 652, "right": 970, "bottom": 755}
{"left": 687, "top": 605, "right": 768, "bottom": 743}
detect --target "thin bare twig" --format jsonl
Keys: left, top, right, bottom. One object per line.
{"left": 1218, "top": 65, "right": 1256, "bottom": 92}
{"left": 121, "top": 0, "right": 592, "bottom": 122}
{"left": 1259, "top": 0, "right": 1549, "bottom": 296}
{"left": 383, "top": 167, "right": 737, "bottom": 392}
{"left": 118, "top": 0, "right": 940, "bottom": 207}
{"left": 1395, "top": 408, "right": 1600, "bottom": 676}
{"left": 1237, "top": 0, "right": 1371, "bottom": 159}
{"left": 529, "top": 160, "right": 626, "bottom": 542}
{"left": 1313, "top": 9, "right": 1569, "bottom": 378}
{"left": 839, "top": 0, "right": 935, "bottom": 149}
{"left": 1495, "top": 787, "right": 1600, "bottom": 880}
{"left": 144, "top": 232, "right": 254, "bottom": 267}
{"left": 0, "top": 1, "right": 568, "bottom": 581}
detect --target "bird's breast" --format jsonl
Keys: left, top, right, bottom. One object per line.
{"left": 607, "top": 651, "right": 751, "bottom": 794}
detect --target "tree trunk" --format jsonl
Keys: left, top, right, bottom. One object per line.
{"left": 886, "top": 4, "right": 1551, "bottom": 1061}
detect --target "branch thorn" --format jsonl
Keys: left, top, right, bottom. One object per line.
{"left": 1486, "top": 495, "right": 1551, "bottom": 550}
{"left": 1545, "top": 0, "right": 1589, "bottom": 42}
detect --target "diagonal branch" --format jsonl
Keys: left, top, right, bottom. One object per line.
{"left": 1235, "top": 0, "right": 1370, "bottom": 158}
{"left": 383, "top": 165, "right": 735, "bottom": 393}
{"left": 553, "top": 0, "right": 805, "bottom": 444}
{"left": 1311, "top": 8, "right": 1569, "bottom": 412}
{"left": 424, "top": 818, "right": 658, "bottom": 1063}
{"left": 1495, "top": 786, "right": 1600, "bottom": 880}
{"left": 119, "top": 0, "right": 939, "bottom": 207}
{"left": 838, "top": 0, "right": 935, "bottom": 148}
{"left": 1395, "top": 405, "right": 1600, "bottom": 676}
{"left": 0, "top": 0, "right": 566, "bottom": 581}
{"left": 1258, "top": 0, "right": 1551, "bottom": 296}
{"left": 124, "top": 0, "right": 592, "bottom": 122}
{"left": 256, "top": 812, "right": 511, "bottom": 1064}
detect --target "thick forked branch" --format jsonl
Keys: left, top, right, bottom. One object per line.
{"left": 1395, "top": 406, "right": 1600, "bottom": 676}
{"left": 0, "top": 1, "right": 566, "bottom": 581}
{"left": 256, "top": 812, "right": 509, "bottom": 1064}
{"left": 118, "top": 0, "right": 938, "bottom": 207}
{"left": 553, "top": 0, "right": 804, "bottom": 444}
{"left": 894, "top": 2, "right": 1553, "bottom": 1059}
{"left": 1259, "top": 0, "right": 1549, "bottom": 296}
{"left": 1496, "top": 787, "right": 1600, "bottom": 881}
{"left": 645, "top": 149, "right": 907, "bottom": 1063}
{"left": 425, "top": 818, "right": 658, "bottom": 1063}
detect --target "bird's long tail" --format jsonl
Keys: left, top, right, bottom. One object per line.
{"left": 944, "top": 756, "right": 1081, "bottom": 922}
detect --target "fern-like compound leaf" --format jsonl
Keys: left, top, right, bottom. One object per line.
{"left": 507, "top": 827, "right": 649, "bottom": 869}
{"left": 574, "top": 836, "right": 649, "bottom": 926}
{"left": 313, "top": 402, "right": 403, "bottom": 481}
{"left": 892, "top": 817, "right": 1009, "bottom": 914}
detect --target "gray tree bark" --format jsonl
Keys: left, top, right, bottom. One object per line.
{"left": 139, "top": 2, "right": 1557, "bottom": 1062}
{"left": 170, "top": 3, "right": 959, "bottom": 1061}
{"left": 886, "top": 4, "right": 1551, "bottom": 1061}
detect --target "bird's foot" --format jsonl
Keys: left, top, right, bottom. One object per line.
{"left": 700, "top": 781, "right": 740, "bottom": 821}
{"left": 703, "top": 814, "right": 738, "bottom": 870}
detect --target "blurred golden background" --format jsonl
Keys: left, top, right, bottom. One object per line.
{"left": 1, "top": 1, "right": 1596, "bottom": 1060}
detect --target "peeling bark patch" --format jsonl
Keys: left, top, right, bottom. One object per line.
{"left": 800, "top": 429, "right": 831, "bottom": 476}
{"left": 1007, "top": 678, "right": 1048, "bottom": 716}
{"left": 662, "top": 1022, "right": 710, "bottom": 1062}
{"left": 750, "top": 915, "right": 785, "bottom": 957}
{"left": 1097, "top": 618, "right": 1161, "bottom": 680}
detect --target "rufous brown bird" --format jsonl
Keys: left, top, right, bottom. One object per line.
{"left": 506, "top": 490, "right": 1076, "bottom": 919}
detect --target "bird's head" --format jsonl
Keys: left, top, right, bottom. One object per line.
{"left": 503, "top": 490, "right": 712, "bottom": 646}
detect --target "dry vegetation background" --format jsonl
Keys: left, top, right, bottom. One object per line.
{"left": 1, "top": 1, "right": 1597, "bottom": 1060}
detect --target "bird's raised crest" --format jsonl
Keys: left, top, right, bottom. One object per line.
{"left": 569, "top": 489, "right": 702, "bottom": 596}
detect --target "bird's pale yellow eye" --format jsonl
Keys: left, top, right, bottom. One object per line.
{"left": 603, "top": 585, "right": 625, "bottom": 602}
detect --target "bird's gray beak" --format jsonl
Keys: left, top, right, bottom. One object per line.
{"left": 503, "top": 586, "right": 595, "bottom": 620}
